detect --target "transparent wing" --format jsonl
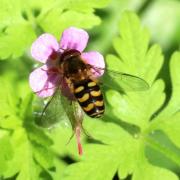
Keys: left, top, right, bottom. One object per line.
{"left": 61, "top": 96, "right": 84, "bottom": 130}
{"left": 89, "top": 65, "right": 149, "bottom": 92}
{"left": 33, "top": 89, "right": 71, "bottom": 128}
{"left": 33, "top": 88, "right": 84, "bottom": 129}
{"left": 104, "top": 70, "right": 149, "bottom": 92}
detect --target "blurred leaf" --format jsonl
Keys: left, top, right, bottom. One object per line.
{"left": 11, "top": 128, "right": 41, "bottom": 180}
{"left": 0, "top": 77, "right": 19, "bottom": 118}
{"left": 0, "top": 23, "right": 36, "bottom": 59}
{"left": 0, "top": 115, "right": 22, "bottom": 130}
{"left": 0, "top": 135, "right": 13, "bottom": 175}
{"left": 50, "top": 126, "right": 76, "bottom": 157}
{"left": 0, "top": 78, "right": 32, "bottom": 128}
{"left": 50, "top": 158, "right": 67, "bottom": 180}
{"left": 87, "top": 0, "right": 146, "bottom": 53}
{"left": 142, "top": 0, "right": 180, "bottom": 49}
{"left": 32, "top": 142, "right": 54, "bottom": 169}
{"left": 27, "top": 125, "right": 53, "bottom": 147}
{"left": 20, "top": 93, "right": 34, "bottom": 120}
{"left": 0, "top": 0, "right": 109, "bottom": 59}
{"left": 0, "top": 75, "right": 56, "bottom": 179}
{"left": 37, "top": 0, "right": 109, "bottom": 37}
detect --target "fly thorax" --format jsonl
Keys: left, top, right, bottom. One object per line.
{"left": 63, "top": 59, "right": 87, "bottom": 79}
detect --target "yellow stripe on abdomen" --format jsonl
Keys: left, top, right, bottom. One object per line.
{"left": 90, "top": 90, "right": 101, "bottom": 97}
{"left": 74, "top": 86, "right": 84, "bottom": 93}
{"left": 88, "top": 81, "right": 96, "bottom": 87}
{"left": 94, "top": 101, "right": 104, "bottom": 106}
{"left": 78, "top": 93, "right": 89, "bottom": 102}
{"left": 83, "top": 103, "right": 94, "bottom": 112}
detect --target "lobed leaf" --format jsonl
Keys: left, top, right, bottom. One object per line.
{"left": 106, "top": 11, "right": 164, "bottom": 130}
{"left": 149, "top": 52, "right": 180, "bottom": 149}
{"left": 61, "top": 11, "right": 179, "bottom": 180}
{"left": 32, "top": 143, "right": 54, "bottom": 169}
{"left": 0, "top": 0, "right": 110, "bottom": 59}
{"left": 0, "top": 135, "right": 14, "bottom": 176}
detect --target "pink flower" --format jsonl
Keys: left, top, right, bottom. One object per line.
{"left": 29, "top": 27, "right": 105, "bottom": 98}
{"left": 29, "top": 27, "right": 105, "bottom": 155}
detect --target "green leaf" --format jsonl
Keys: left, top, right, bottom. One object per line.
{"left": 0, "top": 135, "right": 13, "bottom": 175}
{"left": 37, "top": 0, "right": 109, "bottom": 38}
{"left": 59, "top": 11, "right": 179, "bottom": 180}
{"left": 0, "top": 0, "right": 23, "bottom": 29}
{"left": 0, "top": 76, "right": 56, "bottom": 178}
{"left": 155, "top": 113, "right": 180, "bottom": 149}
{"left": 145, "top": 130, "right": 180, "bottom": 168}
{"left": 0, "top": 0, "right": 109, "bottom": 59}
{"left": 19, "top": 93, "right": 33, "bottom": 120}
{"left": 0, "top": 23, "right": 36, "bottom": 59}
{"left": 132, "top": 156, "right": 179, "bottom": 180}
{"left": 3, "top": 128, "right": 38, "bottom": 179}
{"left": 3, "top": 127, "right": 52, "bottom": 180}
{"left": 62, "top": 120, "right": 179, "bottom": 180}
{"left": 32, "top": 143, "right": 54, "bottom": 169}
{"left": 50, "top": 158, "right": 67, "bottom": 180}
{"left": 87, "top": 0, "right": 146, "bottom": 53}
{"left": 149, "top": 52, "right": 180, "bottom": 148}
{"left": 155, "top": 52, "right": 180, "bottom": 119}
{"left": 0, "top": 78, "right": 32, "bottom": 129}
{"left": 142, "top": 0, "right": 180, "bottom": 49}
{"left": 0, "top": 115, "right": 22, "bottom": 130}
{"left": 27, "top": 125, "right": 53, "bottom": 147}
{"left": 1, "top": 5, "right": 180, "bottom": 180}
{"left": 106, "top": 12, "right": 163, "bottom": 84}
{"left": 106, "top": 11, "right": 164, "bottom": 130}
{"left": 107, "top": 79, "right": 165, "bottom": 129}
{"left": 62, "top": 121, "right": 133, "bottom": 180}
{"left": 0, "top": 77, "right": 18, "bottom": 118}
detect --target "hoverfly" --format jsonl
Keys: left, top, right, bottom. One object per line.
{"left": 34, "top": 48, "right": 149, "bottom": 154}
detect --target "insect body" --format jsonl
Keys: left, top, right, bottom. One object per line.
{"left": 31, "top": 29, "right": 150, "bottom": 155}
{"left": 73, "top": 79, "right": 104, "bottom": 118}
{"left": 60, "top": 49, "right": 104, "bottom": 118}
{"left": 38, "top": 49, "right": 149, "bottom": 127}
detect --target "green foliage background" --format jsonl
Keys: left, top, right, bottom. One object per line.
{"left": 0, "top": 0, "right": 180, "bottom": 179}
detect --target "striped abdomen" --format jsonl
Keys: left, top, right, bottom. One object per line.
{"left": 74, "top": 79, "right": 104, "bottom": 118}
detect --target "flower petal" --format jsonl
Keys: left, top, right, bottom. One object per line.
{"left": 31, "top": 33, "right": 59, "bottom": 63}
{"left": 81, "top": 51, "right": 105, "bottom": 77}
{"left": 59, "top": 27, "right": 89, "bottom": 52}
{"left": 29, "top": 65, "right": 60, "bottom": 97}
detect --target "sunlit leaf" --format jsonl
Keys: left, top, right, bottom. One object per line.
{"left": 0, "top": 0, "right": 109, "bottom": 59}
{"left": 58, "top": 12, "right": 179, "bottom": 180}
